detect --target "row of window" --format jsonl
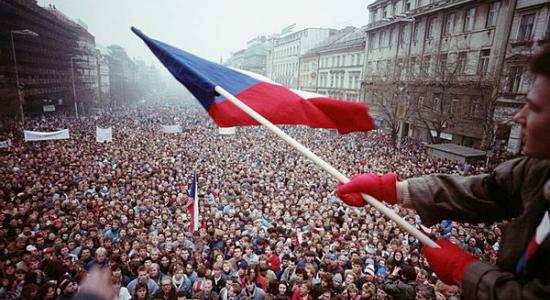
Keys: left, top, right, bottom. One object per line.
{"left": 369, "top": 2, "right": 501, "bottom": 51}
{"left": 319, "top": 71, "right": 362, "bottom": 89}
{"left": 408, "top": 94, "right": 483, "bottom": 116}
{"left": 367, "top": 49, "right": 492, "bottom": 78}
{"left": 274, "top": 45, "right": 300, "bottom": 59}
{"left": 272, "top": 62, "right": 299, "bottom": 77}
{"left": 319, "top": 53, "right": 364, "bottom": 68}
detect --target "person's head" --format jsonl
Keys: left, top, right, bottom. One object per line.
{"left": 135, "top": 282, "right": 149, "bottom": 299}
{"left": 95, "top": 247, "right": 107, "bottom": 262}
{"left": 58, "top": 275, "right": 78, "bottom": 297}
{"left": 202, "top": 279, "right": 213, "bottom": 295}
{"left": 160, "top": 276, "right": 172, "bottom": 294}
{"left": 514, "top": 46, "right": 550, "bottom": 159}
{"left": 137, "top": 266, "right": 148, "bottom": 284}
{"left": 245, "top": 276, "right": 257, "bottom": 293}
{"left": 278, "top": 281, "right": 289, "bottom": 295}
{"left": 229, "top": 282, "right": 242, "bottom": 297}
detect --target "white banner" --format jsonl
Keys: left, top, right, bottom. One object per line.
{"left": 43, "top": 105, "right": 56, "bottom": 112}
{"left": 162, "top": 124, "right": 182, "bottom": 134}
{"left": 0, "top": 139, "right": 12, "bottom": 148}
{"left": 24, "top": 129, "right": 70, "bottom": 141}
{"left": 219, "top": 127, "right": 236, "bottom": 135}
{"left": 96, "top": 127, "right": 113, "bottom": 143}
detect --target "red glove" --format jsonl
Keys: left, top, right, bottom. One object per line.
{"left": 423, "top": 239, "right": 477, "bottom": 286}
{"left": 336, "top": 173, "right": 398, "bottom": 207}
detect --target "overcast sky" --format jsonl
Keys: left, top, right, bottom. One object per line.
{"left": 44, "top": 0, "right": 375, "bottom": 67}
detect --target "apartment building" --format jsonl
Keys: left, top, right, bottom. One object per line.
{"left": 363, "top": 0, "right": 516, "bottom": 148}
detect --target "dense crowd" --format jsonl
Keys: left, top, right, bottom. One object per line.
{"left": 0, "top": 104, "right": 514, "bottom": 300}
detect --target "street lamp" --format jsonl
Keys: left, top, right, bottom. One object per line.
{"left": 70, "top": 57, "right": 79, "bottom": 119}
{"left": 10, "top": 29, "right": 39, "bottom": 124}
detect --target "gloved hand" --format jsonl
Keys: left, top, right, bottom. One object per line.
{"left": 336, "top": 173, "right": 398, "bottom": 207}
{"left": 423, "top": 239, "right": 477, "bottom": 286}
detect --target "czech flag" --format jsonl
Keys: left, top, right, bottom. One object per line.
{"left": 132, "top": 27, "right": 375, "bottom": 134}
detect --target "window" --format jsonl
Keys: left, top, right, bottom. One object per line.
{"left": 443, "top": 13, "right": 455, "bottom": 36}
{"left": 439, "top": 53, "right": 448, "bottom": 74}
{"left": 426, "top": 17, "right": 437, "bottom": 40}
{"left": 409, "top": 56, "right": 417, "bottom": 76}
{"left": 413, "top": 21, "right": 421, "bottom": 42}
{"left": 464, "top": 7, "right": 476, "bottom": 32}
{"left": 546, "top": 18, "right": 550, "bottom": 40}
{"left": 433, "top": 93, "right": 441, "bottom": 111}
{"left": 506, "top": 66, "right": 524, "bottom": 93}
{"left": 451, "top": 98, "right": 460, "bottom": 114}
{"left": 418, "top": 95, "right": 425, "bottom": 107}
{"left": 470, "top": 100, "right": 480, "bottom": 115}
{"left": 422, "top": 55, "right": 431, "bottom": 75}
{"left": 379, "top": 30, "right": 385, "bottom": 47}
{"left": 399, "top": 25, "right": 406, "bottom": 48}
{"left": 389, "top": 28, "right": 394, "bottom": 47}
{"left": 486, "top": 2, "right": 500, "bottom": 28}
{"left": 458, "top": 52, "right": 468, "bottom": 74}
{"left": 478, "top": 49, "right": 490, "bottom": 76}
{"left": 517, "top": 13, "right": 536, "bottom": 41}
{"left": 404, "top": 0, "right": 411, "bottom": 12}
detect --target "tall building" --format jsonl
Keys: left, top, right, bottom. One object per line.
{"left": 363, "top": 0, "right": 516, "bottom": 148}
{"left": 0, "top": 0, "right": 99, "bottom": 118}
{"left": 314, "top": 27, "right": 366, "bottom": 101}
{"left": 496, "top": 0, "right": 550, "bottom": 154}
{"left": 270, "top": 27, "right": 337, "bottom": 89}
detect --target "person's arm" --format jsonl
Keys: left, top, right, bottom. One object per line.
{"left": 462, "top": 261, "right": 550, "bottom": 300}
{"left": 399, "top": 157, "right": 529, "bottom": 226}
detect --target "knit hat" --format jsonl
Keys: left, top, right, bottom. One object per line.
{"left": 365, "top": 264, "right": 375, "bottom": 276}
{"left": 58, "top": 274, "right": 75, "bottom": 293}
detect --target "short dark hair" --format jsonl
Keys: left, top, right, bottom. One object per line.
{"left": 530, "top": 46, "right": 550, "bottom": 77}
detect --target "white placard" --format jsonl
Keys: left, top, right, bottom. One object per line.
{"left": 24, "top": 129, "right": 70, "bottom": 141}
{"left": 162, "top": 124, "right": 182, "bottom": 134}
{"left": 96, "top": 127, "right": 112, "bottom": 143}
{"left": 219, "top": 127, "right": 236, "bottom": 135}
{"left": 0, "top": 139, "right": 12, "bottom": 148}
{"left": 43, "top": 105, "right": 56, "bottom": 112}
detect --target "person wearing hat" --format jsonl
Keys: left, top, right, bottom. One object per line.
{"left": 57, "top": 273, "right": 78, "bottom": 300}
{"left": 382, "top": 264, "right": 417, "bottom": 300}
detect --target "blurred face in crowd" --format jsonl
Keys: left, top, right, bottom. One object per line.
{"left": 161, "top": 278, "right": 172, "bottom": 293}
{"left": 136, "top": 287, "right": 147, "bottom": 299}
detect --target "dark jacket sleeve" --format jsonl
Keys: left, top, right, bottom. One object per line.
{"left": 404, "top": 157, "right": 528, "bottom": 226}
{"left": 72, "top": 291, "right": 105, "bottom": 300}
{"left": 462, "top": 261, "right": 550, "bottom": 300}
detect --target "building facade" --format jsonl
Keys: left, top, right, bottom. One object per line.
{"left": 316, "top": 27, "right": 366, "bottom": 101}
{"left": 270, "top": 27, "right": 337, "bottom": 88}
{"left": 0, "top": 0, "right": 99, "bottom": 118}
{"left": 363, "top": 0, "right": 516, "bottom": 148}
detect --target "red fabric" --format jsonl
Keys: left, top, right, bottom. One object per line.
{"left": 209, "top": 82, "right": 376, "bottom": 134}
{"left": 336, "top": 173, "right": 398, "bottom": 206}
{"left": 423, "top": 239, "right": 477, "bottom": 286}
{"left": 269, "top": 254, "right": 280, "bottom": 271}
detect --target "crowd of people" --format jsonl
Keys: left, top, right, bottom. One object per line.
{"left": 0, "top": 104, "right": 513, "bottom": 300}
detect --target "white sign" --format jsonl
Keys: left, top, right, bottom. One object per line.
{"left": 24, "top": 129, "right": 70, "bottom": 141}
{"left": 96, "top": 127, "right": 113, "bottom": 143}
{"left": 430, "top": 130, "right": 452, "bottom": 141}
{"left": 43, "top": 105, "right": 56, "bottom": 112}
{"left": 219, "top": 127, "right": 236, "bottom": 135}
{"left": 0, "top": 139, "right": 12, "bottom": 148}
{"left": 162, "top": 124, "right": 182, "bottom": 134}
